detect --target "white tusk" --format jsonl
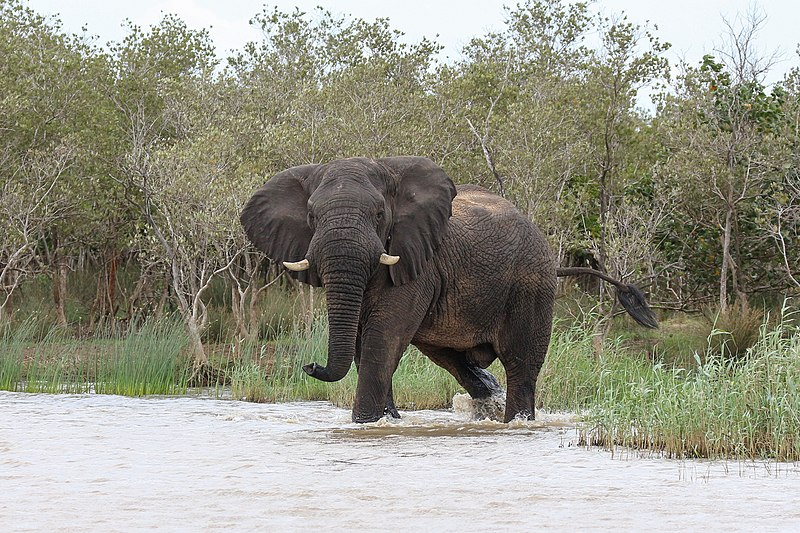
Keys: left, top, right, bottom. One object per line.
{"left": 283, "top": 259, "right": 310, "bottom": 271}
{"left": 379, "top": 253, "right": 400, "bottom": 265}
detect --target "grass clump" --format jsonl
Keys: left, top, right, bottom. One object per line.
{"left": 95, "top": 319, "right": 190, "bottom": 396}
{"left": 230, "top": 361, "right": 271, "bottom": 402}
{"left": 229, "top": 316, "right": 468, "bottom": 410}
{"left": 707, "top": 302, "right": 765, "bottom": 360}
{"left": 579, "top": 302, "right": 800, "bottom": 461}
{"left": 0, "top": 320, "right": 31, "bottom": 390}
{"left": 230, "top": 315, "right": 338, "bottom": 403}
{"left": 0, "top": 316, "right": 190, "bottom": 396}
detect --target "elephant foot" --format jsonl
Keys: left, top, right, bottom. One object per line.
{"left": 352, "top": 412, "right": 383, "bottom": 423}
{"left": 351, "top": 403, "right": 400, "bottom": 423}
{"left": 384, "top": 384, "right": 401, "bottom": 419}
{"left": 384, "top": 401, "right": 401, "bottom": 419}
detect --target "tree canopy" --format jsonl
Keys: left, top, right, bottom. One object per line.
{"left": 1, "top": 0, "right": 797, "bottom": 361}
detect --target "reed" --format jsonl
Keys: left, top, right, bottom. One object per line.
{"left": 578, "top": 301, "right": 800, "bottom": 461}
{"left": 230, "top": 315, "right": 467, "bottom": 409}
{"left": 231, "top": 315, "right": 334, "bottom": 402}
{"left": 94, "top": 318, "right": 190, "bottom": 396}
{"left": 0, "top": 320, "right": 30, "bottom": 390}
{"left": 0, "top": 316, "right": 190, "bottom": 395}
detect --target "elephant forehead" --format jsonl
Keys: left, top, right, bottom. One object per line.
{"left": 312, "top": 175, "right": 384, "bottom": 205}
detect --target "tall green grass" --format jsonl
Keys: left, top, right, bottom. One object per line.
{"left": 0, "top": 319, "right": 34, "bottom": 390}
{"left": 575, "top": 302, "right": 800, "bottom": 461}
{"left": 94, "top": 319, "right": 190, "bottom": 395}
{"left": 231, "top": 314, "right": 334, "bottom": 402}
{"left": 0, "top": 317, "right": 190, "bottom": 395}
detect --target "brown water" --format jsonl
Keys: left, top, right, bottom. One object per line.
{"left": 1, "top": 391, "right": 799, "bottom": 532}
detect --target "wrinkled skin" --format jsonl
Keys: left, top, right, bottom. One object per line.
{"left": 242, "top": 156, "right": 556, "bottom": 423}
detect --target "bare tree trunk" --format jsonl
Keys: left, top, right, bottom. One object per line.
{"left": 719, "top": 206, "right": 733, "bottom": 312}
{"left": 730, "top": 214, "right": 748, "bottom": 305}
{"left": 52, "top": 263, "right": 68, "bottom": 327}
{"left": 126, "top": 264, "right": 154, "bottom": 322}
{"left": 0, "top": 286, "right": 12, "bottom": 324}
{"left": 51, "top": 239, "right": 68, "bottom": 328}
{"left": 154, "top": 274, "right": 169, "bottom": 320}
{"left": 227, "top": 255, "right": 278, "bottom": 344}
{"left": 88, "top": 247, "right": 119, "bottom": 330}
{"left": 107, "top": 249, "right": 118, "bottom": 316}
{"left": 231, "top": 281, "right": 246, "bottom": 340}
{"left": 186, "top": 316, "right": 208, "bottom": 370}
{"left": 248, "top": 285, "right": 261, "bottom": 340}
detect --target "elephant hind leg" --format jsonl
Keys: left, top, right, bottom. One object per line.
{"left": 415, "top": 343, "right": 503, "bottom": 399}
{"left": 496, "top": 296, "right": 553, "bottom": 422}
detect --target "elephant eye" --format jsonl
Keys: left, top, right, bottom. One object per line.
{"left": 376, "top": 211, "right": 384, "bottom": 221}
{"left": 307, "top": 212, "right": 315, "bottom": 228}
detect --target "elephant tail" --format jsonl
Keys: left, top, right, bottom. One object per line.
{"left": 556, "top": 267, "right": 659, "bottom": 329}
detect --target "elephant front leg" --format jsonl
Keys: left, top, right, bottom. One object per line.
{"left": 384, "top": 382, "right": 400, "bottom": 419}
{"left": 352, "top": 361, "right": 394, "bottom": 423}
{"left": 353, "top": 341, "right": 400, "bottom": 421}
{"left": 351, "top": 333, "right": 406, "bottom": 423}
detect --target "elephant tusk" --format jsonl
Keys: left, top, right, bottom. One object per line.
{"left": 379, "top": 253, "right": 400, "bottom": 265}
{"left": 283, "top": 259, "right": 310, "bottom": 271}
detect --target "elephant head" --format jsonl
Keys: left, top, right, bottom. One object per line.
{"left": 240, "top": 156, "right": 456, "bottom": 382}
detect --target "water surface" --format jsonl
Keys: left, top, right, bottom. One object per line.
{"left": 1, "top": 392, "right": 798, "bottom": 531}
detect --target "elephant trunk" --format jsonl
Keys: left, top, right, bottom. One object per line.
{"left": 302, "top": 248, "right": 371, "bottom": 382}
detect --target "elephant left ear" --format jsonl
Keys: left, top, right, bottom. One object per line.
{"left": 378, "top": 156, "right": 457, "bottom": 286}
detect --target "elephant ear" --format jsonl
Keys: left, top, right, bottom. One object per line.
{"left": 379, "top": 156, "right": 457, "bottom": 286}
{"left": 240, "top": 164, "right": 323, "bottom": 287}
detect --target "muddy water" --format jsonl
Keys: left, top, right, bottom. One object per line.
{"left": 1, "top": 392, "right": 799, "bottom": 532}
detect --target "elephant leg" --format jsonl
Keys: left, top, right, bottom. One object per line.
{"left": 351, "top": 287, "right": 430, "bottom": 423}
{"left": 496, "top": 295, "right": 553, "bottom": 423}
{"left": 353, "top": 329, "right": 399, "bottom": 419}
{"left": 384, "top": 381, "right": 400, "bottom": 419}
{"left": 352, "top": 328, "right": 413, "bottom": 423}
{"left": 415, "top": 343, "right": 503, "bottom": 399}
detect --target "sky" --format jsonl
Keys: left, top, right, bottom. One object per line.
{"left": 26, "top": 0, "right": 800, "bottom": 89}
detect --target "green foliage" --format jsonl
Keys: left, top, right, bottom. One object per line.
{"left": 4, "top": 0, "right": 798, "bottom": 334}
{"left": 95, "top": 319, "right": 190, "bottom": 396}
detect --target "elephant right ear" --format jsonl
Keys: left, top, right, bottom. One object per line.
{"left": 240, "top": 165, "right": 323, "bottom": 287}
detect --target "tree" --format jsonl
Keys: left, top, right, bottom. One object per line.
{"left": 443, "top": 0, "right": 595, "bottom": 252}
{"left": 106, "top": 15, "right": 236, "bottom": 368}
{"left": 657, "top": 8, "right": 786, "bottom": 309}
{"left": 0, "top": 0, "right": 102, "bottom": 325}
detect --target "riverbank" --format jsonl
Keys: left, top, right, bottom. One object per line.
{"left": 1, "top": 304, "right": 798, "bottom": 461}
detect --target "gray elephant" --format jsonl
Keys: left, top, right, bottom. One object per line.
{"left": 241, "top": 156, "right": 656, "bottom": 423}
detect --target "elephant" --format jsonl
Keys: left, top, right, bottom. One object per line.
{"left": 241, "top": 156, "right": 657, "bottom": 423}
